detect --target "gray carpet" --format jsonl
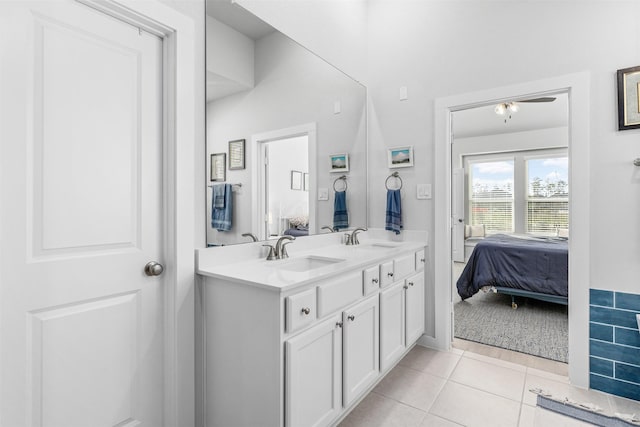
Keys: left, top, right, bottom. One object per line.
{"left": 454, "top": 290, "right": 568, "bottom": 362}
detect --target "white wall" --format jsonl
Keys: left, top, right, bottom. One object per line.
{"left": 206, "top": 30, "right": 366, "bottom": 245}
{"left": 206, "top": 15, "right": 254, "bottom": 89}
{"left": 366, "top": 1, "right": 640, "bottom": 299}
{"left": 235, "top": 0, "right": 368, "bottom": 84}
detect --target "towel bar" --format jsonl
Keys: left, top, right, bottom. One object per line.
{"left": 333, "top": 175, "right": 347, "bottom": 192}
{"left": 385, "top": 172, "right": 403, "bottom": 190}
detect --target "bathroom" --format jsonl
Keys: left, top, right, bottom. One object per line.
{"left": 1, "top": 0, "right": 639, "bottom": 426}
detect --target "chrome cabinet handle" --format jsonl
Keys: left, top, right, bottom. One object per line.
{"left": 347, "top": 315, "right": 355, "bottom": 321}
{"left": 144, "top": 261, "right": 164, "bottom": 277}
{"left": 336, "top": 322, "right": 343, "bottom": 328}
{"left": 372, "top": 278, "right": 379, "bottom": 284}
{"left": 301, "top": 307, "right": 311, "bottom": 315}
{"left": 387, "top": 272, "right": 394, "bottom": 277}
{"left": 420, "top": 258, "right": 425, "bottom": 263}
{"left": 403, "top": 285, "right": 409, "bottom": 289}
{"left": 408, "top": 282, "right": 414, "bottom": 287}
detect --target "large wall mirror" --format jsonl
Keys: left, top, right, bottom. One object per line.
{"left": 205, "top": 1, "right": 367, "bottom": 245}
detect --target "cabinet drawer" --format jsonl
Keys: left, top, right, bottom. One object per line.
{"left": 286, "top": 288, "right": 317, "bottom": 333}
{"left": 362, "top": 265, "right": 380, "bottom": 296}
{"left": 393, "top": 254, "right": 415, "bottom": 281}
{"left": 317, "top": 271, "right": 362, "bottom": 317}
{"left": 415, "top": 249, "right": 426, "bottom": 271}
{"left": 379, "top": 261, "right": 394, "bottom": 288}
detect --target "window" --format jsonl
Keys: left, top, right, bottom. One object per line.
{"left": 469, "top": 160, "right": 514, "bottom": 234}
{"left": 465, "top": 149, "right": 569, "bottom": 236}
{"left": 527, "top": 157, "right": 569, "bottom": 234}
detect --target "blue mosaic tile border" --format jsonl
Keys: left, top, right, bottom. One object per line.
{"left": 589, "top": 289, "right": 640, "bottom": 401}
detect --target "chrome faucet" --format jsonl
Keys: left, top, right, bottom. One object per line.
{"left": 346, "top": 228, "right": 367, "bottom": 245}
{"left": 276, "top": 235, "right": 295, "bottom": 259}
{"left": 242, "top": 232, "right": 259, "bottom": 242}
{"left": 264, "top": 235, "right": 296, "bottom": 260}
{"left": 321, "top": 226, "right": 335, "bottom": 233}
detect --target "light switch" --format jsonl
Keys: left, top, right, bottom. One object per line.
{"left": 318, "top": 188, "right": 329, "bottom": 201}
{"left": 399, "top": 86, "right": 408, "bottom": 101}
{"left": 334, "top": 101, "right": 341, "bottom": 114}
{"left": 417, "top": 184, "right": 432, "bottom": 199}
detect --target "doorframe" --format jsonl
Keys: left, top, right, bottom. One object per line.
{"left": 251, "top": 123, "right": 317, "bottom": 239}
{"left": 433, "top": 72, "right": 590, "bottom": 388}
{"left": 76, "top": 1, "right": 196, "bottom": 425}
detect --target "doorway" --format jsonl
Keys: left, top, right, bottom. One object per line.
{"left": 433, "top": 73, "right": 591, "bottom": 387}
{"left": 449, "top": 95, "right": 570, "bottom": 361}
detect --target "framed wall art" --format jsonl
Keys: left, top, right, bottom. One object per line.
{"left": 210, "top": 153, "right": 226, "bottom": 182}
{"left": 617, "top": 65, "right": 640, "bottom": 130}
{"left": 228, "top": 139, "right": 245, "bottom": 169}
{"left": 329, "top": 153, "right": 349, "bottom": 172}
{"left": 388, "top": 146, "right": 414, "bottom": 168}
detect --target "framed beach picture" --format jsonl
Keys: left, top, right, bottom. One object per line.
{"left": 329, "top": 153, "right": 349, "bottom": 172}
{"left": 617, "top": 65, "right": 640, "bottom": 130}
{"left": 291, "top": 170, "right": 302, "bottom": 190}
{"left": 228, "top": 139, "right": 245, "bottom": 170}
{"left": 210, "top": 153, "right": 226, "bottom": 182}
{"left": 388, "top": 146, "right": 414, "bottom": 168}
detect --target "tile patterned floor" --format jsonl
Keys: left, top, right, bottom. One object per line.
{"left": 339, "top": 339, "right": 640, "bottom": 426}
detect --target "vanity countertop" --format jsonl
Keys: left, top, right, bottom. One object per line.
{"left": 196, "top": 238, "right": 425, "bottom": 292}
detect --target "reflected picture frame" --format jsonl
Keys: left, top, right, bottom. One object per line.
{"left": 291, "top": 170, "right": 302, "bottom": 190}
{"left": 329, "top": 153, "right": 349, "bottom": 172}
{"left": 617, "top": 65, "right": 640, "bottom": 131}
{"left": 303, "top": 173, "right": 309, "bottom": 191}
{"left": 388, "top": 146, "right": 414, "bottom": 168}
{"left": 228, "top": 139, "right": 245, "bottom": 170}
{"left": 210, "top": 153, "right": 226, "bottom": 182}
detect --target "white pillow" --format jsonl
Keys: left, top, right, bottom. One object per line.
{"left": 557, "top": 228, "right": 569, "bottom": 238}
{"left": 469, "top": 224, "right": 485, "bottom": 237}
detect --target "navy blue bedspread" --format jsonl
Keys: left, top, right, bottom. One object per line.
{"left": 456, "top": 234, "right": 568, "bottom": 300}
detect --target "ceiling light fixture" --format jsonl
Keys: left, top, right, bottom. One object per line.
{"left": 495, "top": 102, "right": 519, "bottom": 123}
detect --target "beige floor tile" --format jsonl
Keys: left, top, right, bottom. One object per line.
{"left": 518, "top": 404, "right": 596, "bottom": 427}
{"left": 430, "top": 381, "right": 521, "bottom": 427}
{"left": 525, "top": 367, "right": 570, "bottom": 384}
{"left": 419, "top": 413, "right": 464, "bottom": 427}
{"left": 523, "top": 373, "right": 613, "bottom": 413}
{"left": 449, "top": 356, "right": 526, "bottom": 402}
{"left": 608, "top": 393, "right": 640, "bottom": 417}
{"left": 399, "top": 345, "right": 462, "bottom": 379}
{"left": 373, "top": 364, "right": 447, "bottom": 412}
{"left": 525, "top": 356, "right": 568, "bottom": 376}
{"left": 339, "top": 392, "right": 426, "bottom": 427}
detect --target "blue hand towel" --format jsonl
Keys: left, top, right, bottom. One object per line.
{"left": 211, "top": 184, "right": 233, "bottom": 231}
{"left": 333, "top": 190, "right": 349, "bottom": 231}
{"left": 385, "top": 189, "right": 402, "bottom": 234}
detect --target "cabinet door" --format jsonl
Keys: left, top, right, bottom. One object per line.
{"left": 286, "top": 315, "right": 342, "bottom": 427}
{"left": 362, "top": 265, "right": 380, "bottom": 296}
{"left": 379, "top": 260, "right": 395, "bottom": 288}
{"left": 380, "top": 281, "right": 405, "bottom": 371}
{"left": 342, "top": 295, "right": 379, "bottom": 406}
{"left": 405, "top": 272, "right": 425, "bottom": 345}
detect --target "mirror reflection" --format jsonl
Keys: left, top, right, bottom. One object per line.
{"left": 206, "top": 2, "right": 367, "bottom": 246}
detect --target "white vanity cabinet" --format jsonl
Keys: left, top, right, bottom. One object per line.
{"left": 197, "top": 242, "right": 427, "bottom": 427}
{"left": 285, "top": 314, "right": 342, "bottom": 427}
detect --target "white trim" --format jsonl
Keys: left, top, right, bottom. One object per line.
{"left": 75, "top": 1, "right": 196, "bottom": 425}
{"left": 250, "top": 123, "right": 318, "bottom": 239}
{"left": 434, "top": 72, "right": 590, "bottom": 388}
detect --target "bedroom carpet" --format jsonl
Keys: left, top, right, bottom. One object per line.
{"left": 454, "top": 290, "right": 568, "bottom": 363}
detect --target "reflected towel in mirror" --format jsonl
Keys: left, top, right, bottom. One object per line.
{"left": 211, "top": 183, "right": 233, "bottom": 231}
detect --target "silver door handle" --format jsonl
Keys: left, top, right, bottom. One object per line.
{"left": 144, "top": 261, "right": 164, "bottom": 277}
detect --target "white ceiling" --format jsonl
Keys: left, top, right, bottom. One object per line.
{"left": 452, "top": 93, "right": 569, "bottom": 139}
{"left": 205, "top": 0, "right": 275, "bottom": 40}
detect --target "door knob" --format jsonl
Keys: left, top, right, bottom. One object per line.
{"left": 144, "top": 261, "right": 164, "bottom": 277}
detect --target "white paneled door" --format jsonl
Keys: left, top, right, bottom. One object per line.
{"left": 0, "top": 2, "right": 165, "bottom": 426}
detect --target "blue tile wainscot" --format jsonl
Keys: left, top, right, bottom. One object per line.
{"left": 589, "top": 289, "right": 640, "bottom": 401}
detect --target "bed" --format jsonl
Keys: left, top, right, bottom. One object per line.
{"left": 456, "top": 233, "right": 568, "bottom": 307}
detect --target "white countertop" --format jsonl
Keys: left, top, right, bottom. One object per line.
{"left": 196, "top": 236, "right": 425, "bottom": 292}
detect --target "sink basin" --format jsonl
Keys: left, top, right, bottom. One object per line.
{"left": 278, "top": 256, "right": 345, "bottom": 272}
{"left": 358, "top": 242, "right": 400, "bottom": 249}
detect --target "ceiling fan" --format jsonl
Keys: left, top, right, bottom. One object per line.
{"left": 495, "top": 96, "right": 556, "bottom": 122}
